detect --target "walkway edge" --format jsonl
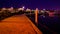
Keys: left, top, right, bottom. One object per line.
{"left": 24, "top": 15, "right": 42, "bottom": 34}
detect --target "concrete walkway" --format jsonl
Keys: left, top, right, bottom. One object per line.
{"left": 0, "top": 14, "right": 42, "bottom": 34}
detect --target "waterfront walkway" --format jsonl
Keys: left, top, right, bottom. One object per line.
{"left": 0, "top": 14, "right": 42, "bottom": 34}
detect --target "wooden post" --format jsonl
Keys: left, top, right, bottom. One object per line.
{"left": 35, "top": 8, "right": 38, "bottom": 25}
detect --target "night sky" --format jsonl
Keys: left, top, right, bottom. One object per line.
{"left": 0, "top": 0, "right": 60, "bottom": 10}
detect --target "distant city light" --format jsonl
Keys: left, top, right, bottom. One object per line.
{"left": 43, "top": 9, "right": 46, "bottom": 10}
{"left": 10, "top": 7, "right": 13, "bottom": 10}
{"left": 22, "top": 6, "right": 25, "bottom": 9}
{"left": 2, "top": 8, "right": 6, "bottom": 10}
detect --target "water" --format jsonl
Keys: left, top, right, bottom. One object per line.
{"left": 26, "top": 14, "right": 60, "bottom": 34}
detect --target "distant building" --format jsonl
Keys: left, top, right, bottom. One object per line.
{"left": 48, "top": 10, "right": 55, "bottom": 17}
{"left": 18, "top": 8, "right": 24, "bottom": 11}
{"left": 26, "top": 8, "right": 31, "bottom": 12}
{"left": 31, "top": 10, "right": 35, "bottom": 11}
{"left": 7, "top": 7, "right": 15, "bottom": 13}
{"left": 8, "top": 7, "right": 13, "bottom": 11}
{"left": 41, "top": 10, "right": 45, "bottom": 13}
{"left": 1, "top": 8, "right": 7, "bottom": 11}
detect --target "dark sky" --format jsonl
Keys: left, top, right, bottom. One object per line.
{"left": 0, "top": 0, "right": 60, "bottom": 10}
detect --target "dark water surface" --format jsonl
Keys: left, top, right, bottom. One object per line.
{"left": 26, "top": 14, "right": 60, "bottom": 34}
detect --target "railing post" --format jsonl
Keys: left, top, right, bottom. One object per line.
{"left": 35, "top": 8, "right": 38, "bottom": 25}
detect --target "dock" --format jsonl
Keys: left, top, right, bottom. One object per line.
{"left": 0, "top": 14, "right": 42, "bottom": 34}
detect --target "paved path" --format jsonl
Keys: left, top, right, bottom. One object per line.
{"left": 0, "top": 14, "right": 42, "bottom": 34}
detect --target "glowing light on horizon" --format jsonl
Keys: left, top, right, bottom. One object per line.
{"left": 22, "top": 6, "right": 25, "bottom": 9}
{"left": 43, "top": 9, "right": 46, "bottom": 10}
{"left": 2, "top": 8, "right": 6, "bottom": 10}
